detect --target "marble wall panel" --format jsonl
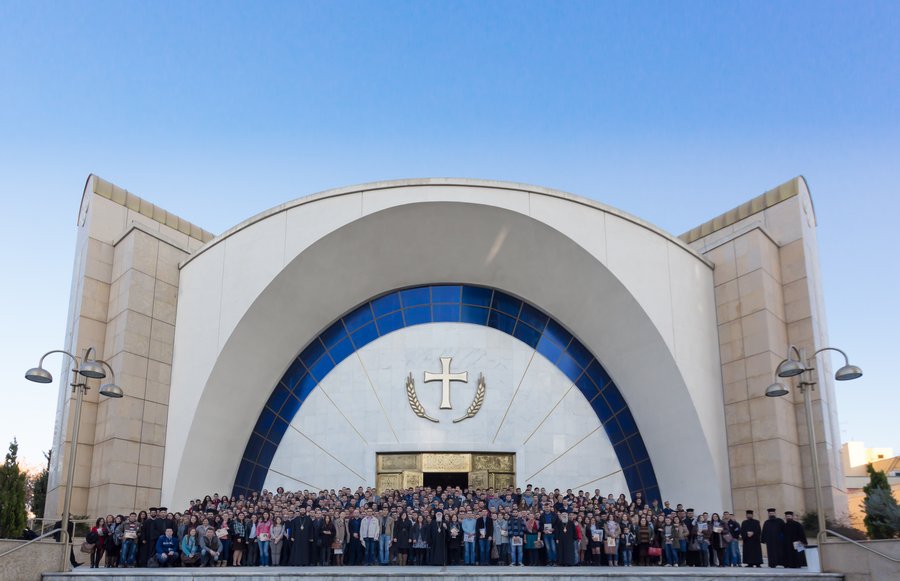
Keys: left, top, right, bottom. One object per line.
{"left": 149, "top": 319, "right": 175, "bottom": 364}
{"left": 84, "top": 238, "right": 114, "bottom": 282}
{"left": 80, "top": 276, "right": 111, "bottom": 322}
{"left": 112, "top": 229, "right": 159, "bottom": 281}
{"left": 264, "top": 324, "right": 626, "bottom": 494}
{"left": 779, "top": 239, "right": 807, "bottom": 285}
{"left": 705, "top": 241, "right": 737, "bottom": 286}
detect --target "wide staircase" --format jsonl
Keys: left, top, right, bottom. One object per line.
{"left": 41, "top": 565, "right": 843, "bottom": 581}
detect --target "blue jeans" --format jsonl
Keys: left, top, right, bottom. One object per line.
{"left": 544, "top": 535, "right": 557, "bottom": 563}
{"left": 478, "top": 539, "right": 490, "bottom": 565}
{"left": 379, "top": 534, "right": 391, "bottom": 564}
{"left": 622, "top": 546, "right": 632, "bottom": 566}
{"left": 510, "top": 542, "right": 522, "bottom": 565}
{"left": 665, "top": 543, "right": 678, "bottom": 565}
{"left": 120, "top": 540, "right": 136, "bottom": 565}
{"left": 679, "top": 539, "right": 687, "bottom": 564}
{"left": 258, "top": 540, "right": 269, "bottom": 566}
{"left": 464, "top": 541, "right": 475, "bottom": 564}
{"left": 365, "top": 538, "right": 377, "bottom": 564}
{"left": 220, "top": 539, "right": 230, "bottom": 564}
{"left": 726, "top": 539, "right": 740, "bottom": 566}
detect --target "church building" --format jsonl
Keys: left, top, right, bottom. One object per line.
{"left": 44, "top": 176, "right": 848, "bottom": 524}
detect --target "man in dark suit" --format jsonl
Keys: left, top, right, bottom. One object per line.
{"left": 475, "top": 509, "right": 493, "bottom": 565}
{"left": 348, "top": 510, "right": 364, "bottom": 565}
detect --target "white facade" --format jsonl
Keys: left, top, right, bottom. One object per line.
{"left": 162, "top": 179, "right": 729, "bottom": 511}
{"left": 264, "top": 323, "right": 629, "bottom": 493}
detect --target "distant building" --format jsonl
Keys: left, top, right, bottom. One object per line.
{"left": 842, "top": 441, "right": 900, "bottom": 530}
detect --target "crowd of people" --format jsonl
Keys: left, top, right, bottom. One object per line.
{"left": 75, "top": 484, "right": 809, "bottom": 570}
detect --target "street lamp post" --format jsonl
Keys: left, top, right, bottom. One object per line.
{"left": 766, "top": 345, "right": 862, "bottom": 557}
{"left": 25, "top": 347, "right": 124, "bottom": 572}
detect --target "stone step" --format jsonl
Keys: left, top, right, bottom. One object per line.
{"left": 43, "top": 565, "right": 843, "bottom": 581}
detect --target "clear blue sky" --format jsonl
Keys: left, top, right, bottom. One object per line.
{"left": 1, "top": 0, "right": 897, "bottom": 468}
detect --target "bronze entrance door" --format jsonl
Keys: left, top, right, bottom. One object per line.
{"left": 376, "top": 452, "right": 515, "bottom": 492}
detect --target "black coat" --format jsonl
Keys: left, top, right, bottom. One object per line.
{"left": 782, "top": 519, "right": 808, "bottom": 568}
{"left": 761, "top": 516, "right": 785, "bottom": 567}
{"left": 476, "top": 516, "right": 493, "bottom": 540}
{"left": 740, "top": 518, "right": 763, "bottom": 565}
{"left": 394, "top": 518, "right": 412, "bottom": 550}
{"left": 538, "top": 511, "right": 559, "bottom": 538}
{"left": 447, "top": 523, "right": 463, "bottom": 549}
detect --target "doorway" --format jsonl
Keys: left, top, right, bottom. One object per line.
{"left": 375, "top": 452, "right": 516, "bottom": 492}
{"left": 424, "top": 471, "right": 469, "bottom": 489}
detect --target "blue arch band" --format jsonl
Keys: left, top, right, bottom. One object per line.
{"left": 234, "top": 284, "right": 660, "bottom": 502}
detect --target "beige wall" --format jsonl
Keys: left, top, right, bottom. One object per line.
{"left": 0, "top": 539, "right": 62, "bottom": 581}
{"left": 821, "top": 538, "right": 900, "bottom": 581}
{"left": 686, "top": 177, "right": 849, "bottom": 521}
{"left": 44, "top": 175, "right": 208, "bottom": 520}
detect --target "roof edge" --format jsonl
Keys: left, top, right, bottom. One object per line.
{"left": 80, "top": 174, "right": 215, "bottom": 243}
{"left": 181, "top": 178, "right": 712, "bottom": 269}
{"left": 679, "top": 176, "right": 815, "bottom": 244}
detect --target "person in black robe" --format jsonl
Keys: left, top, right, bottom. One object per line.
{"left": 740, "top": 510, "right": 763, "bottom": 567}
{"left": 140, "top": 508, "right": 159, "bottom": 566}
{"left": 782, "top": 512, "right": 808, "bottom": 569}
{"left": 289, "top": 510, "right": 313, "bottom": 566}
{"left": 556, "top": 513, "right": 577, "bottom": 566}
{"left": 428, "top": 512, "right": 449, "bottom": 565}
{"left": 761, "top": 508, "right": 785, "bottom": 568}
{"left": 150, "top": 507, "right": 169, "bottom": 561}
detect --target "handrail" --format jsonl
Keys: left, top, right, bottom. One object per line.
{"left": 825, "top": 529, "right": 900, "bottom": 563}
{"left": 0, "top": 528, "right": 62, "bottom": 560}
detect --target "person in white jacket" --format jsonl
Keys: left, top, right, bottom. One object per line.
{"left": 360, "top": 508, "right": 381, "bottom": 565}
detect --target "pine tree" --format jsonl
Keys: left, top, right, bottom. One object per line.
{"left": 0, "top": 439, "right": 28, "bottom": 538}
{"left": 29, "top": 451, "right": 50, "bottom": 521}
{"left": 862, "top": 463, "right": 900, "bottom": 539}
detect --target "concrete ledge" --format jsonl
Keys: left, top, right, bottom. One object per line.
{"left": 821, "top": 538, "right": 900, "bottom": 581}
{"left": 0, "top": 539, "right": 62, "bottom": 581}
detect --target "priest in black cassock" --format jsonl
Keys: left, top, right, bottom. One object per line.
{"left": 556, "top": 512, "right": 577, "bottom": 566}
{"left": 782, "top": 511, "right": 808, "bottom": 569}
{"left": 138, "top": 507, "right": 157, "bottom": 565}
{"left": 761, "top": 508, "right": 785, "bottom": 568}
{"left": 740, "top": 510, "right": 763, "bottom": 567}
{"left": 289, "top": 509, "right": 314, "bottom": 566}
{"left": 428, "top": 511, "right": 449, "bottom": 565}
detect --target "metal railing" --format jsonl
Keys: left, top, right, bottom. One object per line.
{"left": 29, "top": 517, "right": 93, "bottom": 538}
{"left": 824, "top": 528, "right": 900, "bottom": 563}
{"left": 0, "top": 528, "right": 61, "bottom": 560}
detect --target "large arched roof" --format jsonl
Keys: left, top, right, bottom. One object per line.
{"left": 182, "top": 178, "right": 710, "bottom": 268}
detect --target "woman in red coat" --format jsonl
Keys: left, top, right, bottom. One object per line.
{"left": 89, "top": 517, "right": 110, "bottom": 568}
